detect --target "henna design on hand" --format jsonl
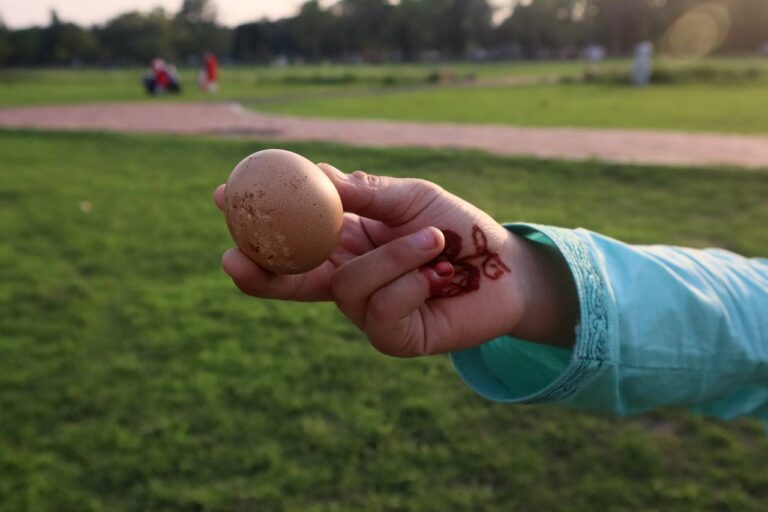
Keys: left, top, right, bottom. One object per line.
{"left": 422, "top": 225, "right": 511, "bottom": 298}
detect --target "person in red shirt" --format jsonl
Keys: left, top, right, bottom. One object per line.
{"left": 144, "top": 58, "right": 181, "bottom": 95}
{"left": 199, "top": 52, "right": 219, "bottom": 93}
{"left": 153, "top": 59, "right": 170, "bottom": 91}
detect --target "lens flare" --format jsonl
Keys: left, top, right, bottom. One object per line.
{"left": 663, "top": 3, "right": 730, "bottom": 58}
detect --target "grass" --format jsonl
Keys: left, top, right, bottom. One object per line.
{"left": 241, "top": 57, "right": 768, "bottom": 134}
{"left": 3, "top": 58, "right": 768, "bottom": 134}
{"left": 2, "top": 129, "right": 768, "bottom": 511}
{"left": 0, "top": 67, "right": 355, "bottom": 106}
{"left": 255, "top": 81, "right": 768, "bottom": 134}
{"left": 0, "top": 61, "right": 587, "bottom": 107}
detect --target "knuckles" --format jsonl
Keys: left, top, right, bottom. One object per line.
{"left": 402, "top": 179, "right": 444, "bottom": 218}
{"left": 353, "top": 171, "right": 443, "bottom": 203}
{"left": 411, "top": 178, "right": 443, "bottom": 195}
{"left": 352, "top": 170, "right": 383, "bottom": 189}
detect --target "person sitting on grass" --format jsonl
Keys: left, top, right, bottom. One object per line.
{"left": 213, "top": 164, "right": 768, "bottom": 427}
{"left": 143, "top": 58, "right": 181, "bottom": 96}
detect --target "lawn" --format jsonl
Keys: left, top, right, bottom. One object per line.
{"left": 0, "top": 66, "right": 361, "bottom": 106}
{"left": 255, "top": 81, "right": 768, "bottom": 134}
{"left": 0, "top": 61, "right": 587, "bottom": 108}
{"left": 2, "top": 129, "right": 768, "bottom": 512}
{"left": 241, "top": 57, "right": 768, "bottom": 134}
{"left": 3, "top": 58, "right": 768, "bottom": 134}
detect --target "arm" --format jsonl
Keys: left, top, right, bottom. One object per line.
{"left": 453, "top": 224, "right": 768, "bottom": 423}
{"left": 215, "top": 166, "right": 768, "bottom": 423}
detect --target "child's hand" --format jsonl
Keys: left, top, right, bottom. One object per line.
{"left": 214, "top": 163, "right": 577, "bottom": 357}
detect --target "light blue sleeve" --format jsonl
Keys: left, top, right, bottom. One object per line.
{"left": 451, "top": 223, "right": 768, "bottom": 423}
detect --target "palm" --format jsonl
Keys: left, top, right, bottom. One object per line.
{"left": 325, "top": 191, "right": 524, "bottom": 356}
{"left": 368, "top": 199, "right": 524, "bottom": 355}
{"left": 327, "top": 214, "right": 380, "bottom": 268}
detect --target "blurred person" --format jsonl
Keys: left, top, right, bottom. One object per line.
{"left": 166, "top": 63, "right": 182, "bottom": 93}
{"left": 631, "top": 41, "right": 654, "bottom": 87}
{"left": 143, "top": 58, "right": 181, "bottom": 95}
{"left": 199, "top": 52, "right": 219, "bottom": 93}
{"left": 213, "top": 165, "right": 768, "bottom": 427}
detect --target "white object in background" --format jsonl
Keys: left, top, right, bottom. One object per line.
{"left": 631, "top": 41, "right": 654, "bottom": 87}
{"left": 582, "top": 45, "right": 606, "bottom": 62}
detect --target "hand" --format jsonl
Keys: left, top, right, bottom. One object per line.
{"left": 214, "top": 164, "right": 577, "bottom": 357}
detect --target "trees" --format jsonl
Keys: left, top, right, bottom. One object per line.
{"left": 232, "top": 20, "right": 296, "bottom": 62}
{"left": 41, "top": 11, "right": 100, "bottom": 64}
{"left": 443, "top": 0, "right": 494, "bottom": 57}
{"left": 720, "top": 0, "right": 768, "bottom": 52}
{"left": 494, "top": 0, "right": 762, "bottom": 56}
{"left": 1, "top": 0, "right": 767, "bottom": 66}
{"left": 177, "top": 0, "right": 218, "bottom": 24}
{"left": 98, "top": 9, "right": 173, "bottom": 64}
{"left": 3, "top": 10, "right": 99, "bottom": 66}
{"left": 338, "top": 0, "right": 395, "bottom": 58}
{"left": 173, "top": 0, "right": 230, "bottom": 63}
{"left": 385, "top": 0, "right": 444, "bottom": 60}
{"left": 289, "top": 1, "right": 341, "bottom": 60}
{"left": 0, "top": 14, "right": 11, "bottom": 66}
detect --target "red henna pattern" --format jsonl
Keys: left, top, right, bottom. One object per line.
{"left": 472, "top": 225, "right": 488, "bottom": 252}
{"left": 422, "top": 225, "right": 511, "bottom": 298}
{"left": 442, "top": 230, "right": 463, "bottom": 259}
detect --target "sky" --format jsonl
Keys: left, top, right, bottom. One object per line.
{"left": 0, "top": 0, "right": 333, "bottom": 28}
{"left": 1, "top": 0, "right": 512, "bottom": 29}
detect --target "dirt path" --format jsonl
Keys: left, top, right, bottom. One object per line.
{"left": 2, "top": 102, "right": 768, "bottom": 168}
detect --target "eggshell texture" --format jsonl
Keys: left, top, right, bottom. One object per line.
{"left": 224, "top": 149, "right": 343, "bottom": 274}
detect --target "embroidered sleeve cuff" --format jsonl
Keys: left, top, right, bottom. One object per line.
{"left": 450, "top": 223, "right": 611, "bottom": 404}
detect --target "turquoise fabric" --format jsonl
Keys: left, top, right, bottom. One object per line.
{"left": 451, "top": 223, "right": 768, "bottom": 424}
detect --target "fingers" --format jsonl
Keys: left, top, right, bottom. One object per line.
{"left": 331, "top": 227, "right": 445, "bottom": 327}
{"left": 222, "top": 248, "right": 332, "bottom": 301}
{"left": 317, "top": 163, "right": 443, "bottom": 227}
{"left": 214, "top": 184, "right": 225, "bottom": 211}
{"left": 364, "top": 266, "right": 453, "bottom": 358}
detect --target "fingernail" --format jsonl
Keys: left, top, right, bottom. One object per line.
{"left": 434, "top": 260, "right": 454, "bottom": 278}
{"left": 221, "top": 248, "right": 239, "bottom": 267}
{"left": 412, "top": 228, "right": 437, "bottom": 251}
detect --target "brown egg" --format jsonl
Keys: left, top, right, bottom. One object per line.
{"left": 224, "top": 149, "right": 343, "bottom": 274}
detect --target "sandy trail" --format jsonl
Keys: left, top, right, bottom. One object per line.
{"left": 1, "top": 102, "right": 767, "bottom": 168}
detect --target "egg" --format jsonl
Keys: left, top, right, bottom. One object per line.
{"left": 224, "top": 149, "right": 343, "bottom": 274}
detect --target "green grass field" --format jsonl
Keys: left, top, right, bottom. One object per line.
{"left": 250, "top": 58, "right": 768, "bottom": 134}
{"left": 2, "top": 129, "right": 768, "bottom": 512}
{"left": 3, "top": 59, "right": 767, "bottom": 133}
{"left": 0, "top": 67, "right": 359, "bottom": 106}
{"left": 256, "top": 82, "right": 768, "bottom": 134}
{"left": 0, "top": 61, "right": 586, "bottom": 107}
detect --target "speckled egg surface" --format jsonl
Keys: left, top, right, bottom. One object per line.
{"left": 224, "top": 149, "right": 343, "bottom": 274}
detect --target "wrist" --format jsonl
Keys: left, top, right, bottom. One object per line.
{"left": 505, "top": 230, "right": 579, "bottom": 348}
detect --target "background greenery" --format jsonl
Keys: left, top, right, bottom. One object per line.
{"left": 2, "top": 130, "right": 767, "bottom": 512}
{"left": 3, "top": 58, "right": 767, "bottom": 134}
{"left": 2, "top": 0, "right": 767, "bottom": 66}
{"left": 254, "top": 80, "right": 768, "bottom": 134}
{"left": 0, "top": 60, "right": 586, "bottom": 107}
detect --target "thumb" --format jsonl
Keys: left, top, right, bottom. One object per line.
{"left": 317, "top": 163, "right": 442, "bottom": 225}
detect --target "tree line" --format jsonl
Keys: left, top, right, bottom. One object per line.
{"left": 1, "top": 0, "right": 766, "bottom": 66}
